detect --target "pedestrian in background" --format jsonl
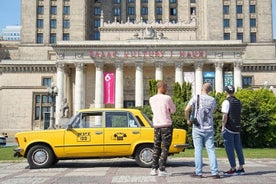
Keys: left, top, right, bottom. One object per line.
{"left": 149, "top": 81, "right": 176, "bottom": 176}
{"left": 221, "top": 85, "right": 245, "bottom": 176}
{"left": 185, "top": 83, "right": 220, "bottom": 179}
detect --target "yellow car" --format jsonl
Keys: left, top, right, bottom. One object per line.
{"left": 14, "top": 108, "right": 187, "bottom": 169}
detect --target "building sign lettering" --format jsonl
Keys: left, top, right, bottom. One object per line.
{"left": 90, "top": 50, "right": 207, "bottom": 59}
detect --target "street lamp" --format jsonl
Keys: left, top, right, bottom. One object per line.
{"left": 47, "top": 82, "right": 58, "bottom": 129}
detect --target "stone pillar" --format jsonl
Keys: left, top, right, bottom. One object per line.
{"left": 135, "top": 62, "right": 144, "bottom": 107}
{"left": 148, "top": 0, "right": 155, "bottom": 23}
{"left": 175, "top": 61, "right": 183, "bottom": 85}
{"left": 155, "top": 62, "right": 163, "bottom": 81}
{"left": 115, "top": 62, "right": 124, "bottom": 108}
{"left": 74, "top": 63, "right": 84, "bottom": 114}
{"left": 162, "top": 0, "right": 169, "bottom": 23}
{"left": 234, "top": 62, "right": 242, "bottom": 90}
{"left": 215, "top": 62, "right": 224, "bottom": 93}
{"left": 135, "top": 0, "right": 141, "bottom": 23}
{"left": 95, "top": 62, "right": 104, "bottom": 108}
{"left": 194, "top": 62, "right": 203, "bottom": 95}
{"left": 56, "top": 63, "right": 65, "bottom": 127}
{"left": 121, "top": 0, "right": 127, "bottom": 23}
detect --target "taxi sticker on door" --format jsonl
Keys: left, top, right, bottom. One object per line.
{"left": 77, "top": 132, "right": 91, "bottom": 142}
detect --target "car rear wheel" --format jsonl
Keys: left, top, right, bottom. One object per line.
{"left": 27, "top": 145, "right": 55, "bottom": 169}
{"left": 135, "top": 144, "right": 153, "bottom": 168}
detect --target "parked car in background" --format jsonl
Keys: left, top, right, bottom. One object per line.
{"left": 14, "top": 108, "right": 187, "bottom": 169}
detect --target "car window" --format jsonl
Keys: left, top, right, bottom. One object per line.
{"left": 105, "top": 111, "right": 140, "bottom": 128}
{"left": 71, "top": 112, "right": 103, "bottom": 128}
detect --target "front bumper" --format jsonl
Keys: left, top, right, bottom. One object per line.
{"left": 14, "top": 148, "right": 23, "bottom": 157}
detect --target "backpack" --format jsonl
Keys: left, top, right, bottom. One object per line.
{"left": 225, "top": 96, "right": 242, "bottom": 132}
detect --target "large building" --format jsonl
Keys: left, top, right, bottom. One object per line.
{"left": 1, "top": 26, "right": 21, "bottom": 41}
{"left": 0, "top": 0, "right": 275, "bottom": 137}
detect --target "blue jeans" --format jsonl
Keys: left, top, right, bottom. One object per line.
{"left": 222, "top": 129, "right": 245, "bottom": 168}
{"left": 192, "top": 129, "right": 219, "bottom": 175}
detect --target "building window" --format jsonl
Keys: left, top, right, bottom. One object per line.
{"left": 190, "top": 0, "right": 196, "bottom": 3}
{"left": 114, "top": 8, "right": 120, "bottom": 16}
{"left": 94, "top": 31, "right": 100, "bottom": 40}
{"left": 63, "top": 33, "right": 70, "bottom": 40}
{"left": 50, "top": 19, "right": 57, "bottom": 28}
{"left": 50, "top": 33, "right": 56, "bottom": 43}
{"left": 34, "top": 93, "right": 51, "bottom": 121}
{"left": 37, "top": 6, "right": 44, "bottom": 14}
{"left": 223, "top": 5, "right": 229, "bottom": 14}
{"left": 170, "top": 0, "right": 176, "bottom": 3}
{"left": 170, "top": 8, "right": 177, "bottom": 16}
{"left": 223, "top": 19, "right": 230, "bottom": 28}
{"left": 156, "top": 0, "right": 162, "bottom": 2}
{"left": 250, "top": 33, "right": 256, "bottom": 43}
{"left": 63, "top": 19, "right": 70, "bottom": 28}
{"left": 249, "top": 5, "right": 255, "bottom": 13}
{"left": 95, "top": 7, "right": 101, "bottom": 15}
{"left": 237, "top": 19, "right": 243, "bottom": 28}
{"left": 37, "top": 19, "right": 44, "bottom": 28}
{"left": 37, "top": 33, "right": 43, "bottom": 43}
{"left": 224, "top": 33, "right": 230, "bottom": 40}
{"left": 129, "top": 18, "right": 135, "bottom": 23}
{"left": 128, "top": 0, "right": 135, "bottom": 3}
{"left": 156, "top": 7, "right": 162, "bottom": 15}
{"left": 114, "top": 0, "right": 120, "bottom": 3}
{"left": 142, "top": 7, "right": 148, "bottom": 15}
{"left": 128, "top": 7, "right": 135, "bottom": 15}
{"left": 142, "top": 0, "right": 148, "bottom": 3}
{"left": 237, "top": 33, "right": 243, "bottom": 41}
{"left": 190, "top": 7, "right": 196, "bottom": 15}
{"left": 94, "top": 19, "right": 101, "bottom": 28}
{"left": 63, "top": 6, "right": 70, "bottom": 15}
{"left": 50, "top": 6, "right": 57, "bottom": 15}
{"left": 42, "top": 77, "right": 52, "bottom": 86}
{"left": 250, "top": 18, "right": 256, "bottom": 27}
{"left": 236, "top": 5, "right": 242, "bottom": 14}
{"left": 242, "top": 76, "right": 253, "bottom": 88}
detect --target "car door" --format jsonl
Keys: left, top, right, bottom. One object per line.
{"left": 104, "top": 111, "right": 141, "bottom": 156}
{"left": 64, "top": 112, "right": 104, "bottom": 157}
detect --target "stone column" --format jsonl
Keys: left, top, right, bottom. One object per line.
{"left": 155, "top": 62, "right": 163, "bottom": 81}
{"left": 121, "top": 0, "right": 127, "bottom": 23}
{"left": 95, "top": 62, "right": 104, "bottom": 108}
{"left": 194, "top": 62, "right": 203, "bottom": 95}
{"left": 56, "top": 63, "right": 65, "bottom": 127}
{"left": 115, "top": 62, "right": 124, "bottom": 108}
{"left": 215, "top": 62, "right": 224, "bottom": 93}
{"left": 148, "top": 0, "right": 155, "bottom": 23}
{"left": 74, "top": 63, "right": 84, "bottom": 114}
{"left": 234, "top": 62, "right": 242, "bottom": 90}
{"left": 135, "top": 62, "right": 144, "bottom": 107}
{"left": 135, "top": 0, "right": 141, "bottom": 23}
{"left": 175, "top": 61, "right": 183, "bottom": 85}
{"left": 162, "top": 0, "right": 169, "bottom": 23}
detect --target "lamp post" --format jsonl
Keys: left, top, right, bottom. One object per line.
{"left": 47, "top": 82, "right": 58, "bottom": 129}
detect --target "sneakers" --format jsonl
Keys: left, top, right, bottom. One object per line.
{"left": 158, "top": 169, "right": 172, "bottom": 176}
{"left": 190, "top": 173, "right": 203, "bottom": 178}
{"left": 150, "top": 168, "right": 158, "bottom": 176}
{"left": 236, "top": 168, "right": 245, "bottom": 175}
{"left": 224, "top": 169, "right": 238, "bottom": 176}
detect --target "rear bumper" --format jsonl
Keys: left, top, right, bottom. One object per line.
{"left": 14, "top": 148, "right": 23, "bottom": 157}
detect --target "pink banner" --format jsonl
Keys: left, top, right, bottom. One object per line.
{"left": 104, "top": 72, "right": 115, "bottom": 104}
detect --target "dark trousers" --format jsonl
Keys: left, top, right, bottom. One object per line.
{"left": 152, "top": 127, "right": 173, "bottom": 171}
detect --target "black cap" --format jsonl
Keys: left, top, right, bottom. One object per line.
{"left": 225, "top": 85, "right": 235, "bottom": 93}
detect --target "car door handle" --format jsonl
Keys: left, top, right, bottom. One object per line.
{"left": 95, "top": 131, "right": 103, "bottom": 135}
{"left": 132, "top": 131, "right": 140, "bottom": 134}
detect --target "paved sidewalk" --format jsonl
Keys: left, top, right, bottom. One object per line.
{"left": 0, "top": 157, "right": 275, "bottom": 184}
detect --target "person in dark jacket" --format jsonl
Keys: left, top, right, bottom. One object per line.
{"left": 221, "top": 85, "right": 245, "bottom": 176}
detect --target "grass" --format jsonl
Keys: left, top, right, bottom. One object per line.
{"left": 0, "top": 146, "right": 275, "bottom": 161}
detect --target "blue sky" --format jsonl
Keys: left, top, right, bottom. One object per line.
{"left": 0, "top": 0, "right": 276, "bottom": 39}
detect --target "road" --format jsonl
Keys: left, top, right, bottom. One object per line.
{"left": 0, "top": 157, "right": 275, "bottom": 184}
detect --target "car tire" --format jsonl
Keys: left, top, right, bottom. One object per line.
{"left": 27, "top": 145, "right": 55, "bottom": 169}
{"left": 135, "top": 144, "right": 153, "bottom": 168}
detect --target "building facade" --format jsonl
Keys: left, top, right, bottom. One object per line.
{"left": 0, "top": 0, "right": 275, "bottom": 137}
{"left": 1, "top": 26, "right": 21, "bottom": 41}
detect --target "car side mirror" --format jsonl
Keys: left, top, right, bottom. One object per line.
{"left": 67, "top": 124, "right": 73, "bottom": 131}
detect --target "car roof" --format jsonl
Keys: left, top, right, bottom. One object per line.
{"left": 78, "top": 108, "right": 140, "bottom": 113}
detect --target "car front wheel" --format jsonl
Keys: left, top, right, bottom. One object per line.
{"left": 27, "top": 145, "right": 55, "bottom": 169}
{"left": 135, "top": 144, "right": 153, "bottom": 168}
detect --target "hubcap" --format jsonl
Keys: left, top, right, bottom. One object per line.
{"left": 33, "top": 149, "right": 48, "bottom": 165}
